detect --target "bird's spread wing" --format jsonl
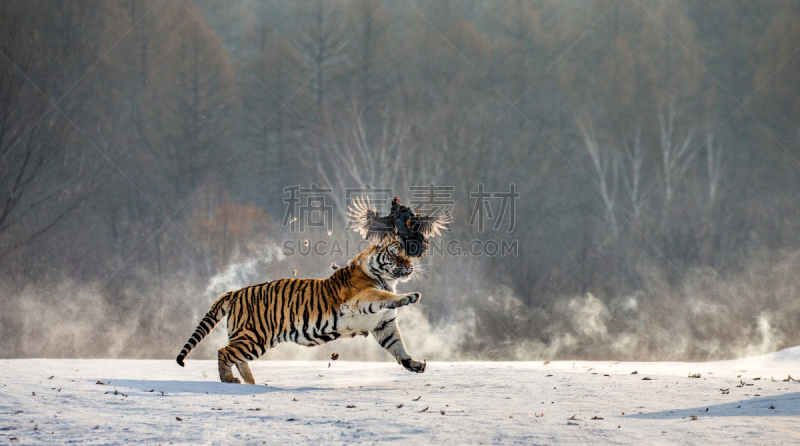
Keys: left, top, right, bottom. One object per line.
{"left": 414, "top": 210, "right": 452, "bottom": 237}
{"left": 347, "top": 196, "right": 396, "bottom": 243}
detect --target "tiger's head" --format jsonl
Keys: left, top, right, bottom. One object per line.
{"left": 358, "top": 241, "right": 414, "bottom": 283}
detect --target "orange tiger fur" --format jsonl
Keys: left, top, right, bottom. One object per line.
{"left": 176, "top": 241, "right": 426, "bottom": 383}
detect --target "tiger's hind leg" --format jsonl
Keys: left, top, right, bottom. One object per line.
{"left": 218, "top": 348, "right": 240, "bottom": 384}
{"left": 236, "top": 362, "right": 256, "bottom": 385}
{"left": 218, "top": 340, "right": 265, "bottom": 384}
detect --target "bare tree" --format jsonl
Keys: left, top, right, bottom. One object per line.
{"left": 578, "top": 116, "right": 618, "bottom": 236}
{"left": 620, "top": 125, "right": 644, "bottom": 222}
{"left": 0, "top": 4, "right": 103, "bottom": 254}
{"left": 301, "top": 106, "right": 414, "bottom": 212}
{"left": 292, "top": 0, "right": 346, "bottom": 121}
{"left": 705, "top": 130, "right": 722, "bottom": 203}
{"left": 659, "top": 103, "right": 695, "bottom": 203}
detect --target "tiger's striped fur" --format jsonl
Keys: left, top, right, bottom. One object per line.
{"left": 176, "top": 241, "right": 426, "bottom": 383}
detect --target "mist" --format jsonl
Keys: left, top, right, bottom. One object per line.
{"left": 2, "top": 0, "right": 800, "bottom": 362}
{"left": 2, "top": 237, "right": 798, "bottom": 362}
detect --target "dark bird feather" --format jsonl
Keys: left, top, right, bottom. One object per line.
{"left": 346, "top": 196, "right": 396, "bottom": 244}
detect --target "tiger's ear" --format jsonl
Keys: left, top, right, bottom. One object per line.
{"left": 352, "top": 251, "right": 365, "bottom": 266}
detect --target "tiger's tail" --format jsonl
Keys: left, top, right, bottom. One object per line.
{"left": 176, "top": 292, "right": 231, "bottom": 367}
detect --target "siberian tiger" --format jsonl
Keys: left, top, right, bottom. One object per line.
{"left": 176, "top": 241, "right": 426, "bottom": 384}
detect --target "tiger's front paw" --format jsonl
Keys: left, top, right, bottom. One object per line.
{"left": 401, "top": 357, "right": 426, "bottom": 373}
{"left": 386, "top": 293, "right": 421, "bottom": 309}
{"left": 395, "top": 292, "right": 421, "bottom": 308}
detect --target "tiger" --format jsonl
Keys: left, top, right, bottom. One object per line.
{"left": 176, "top": 240, "right": 427, "bottom": 384}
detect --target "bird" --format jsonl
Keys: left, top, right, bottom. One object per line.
{"left": 330, "top": 262, "right": 340, "bottom": 270}
{"left": 347, "top": 196, "right": 450, "bottom": 258}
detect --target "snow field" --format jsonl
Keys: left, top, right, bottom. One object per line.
{"left": 1, "top": 349, "right": 800, "bottom": 445}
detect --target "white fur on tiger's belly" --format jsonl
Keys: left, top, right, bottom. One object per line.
{"left": 338, "top": 307, "right": 397, "bottom": 338}
{"left": 287, "top": 307, "right": 395, "bottom": 347}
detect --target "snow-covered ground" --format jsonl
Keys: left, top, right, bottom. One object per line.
{"left": 2, "top": 348, "right": 800, "bottom": 445}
